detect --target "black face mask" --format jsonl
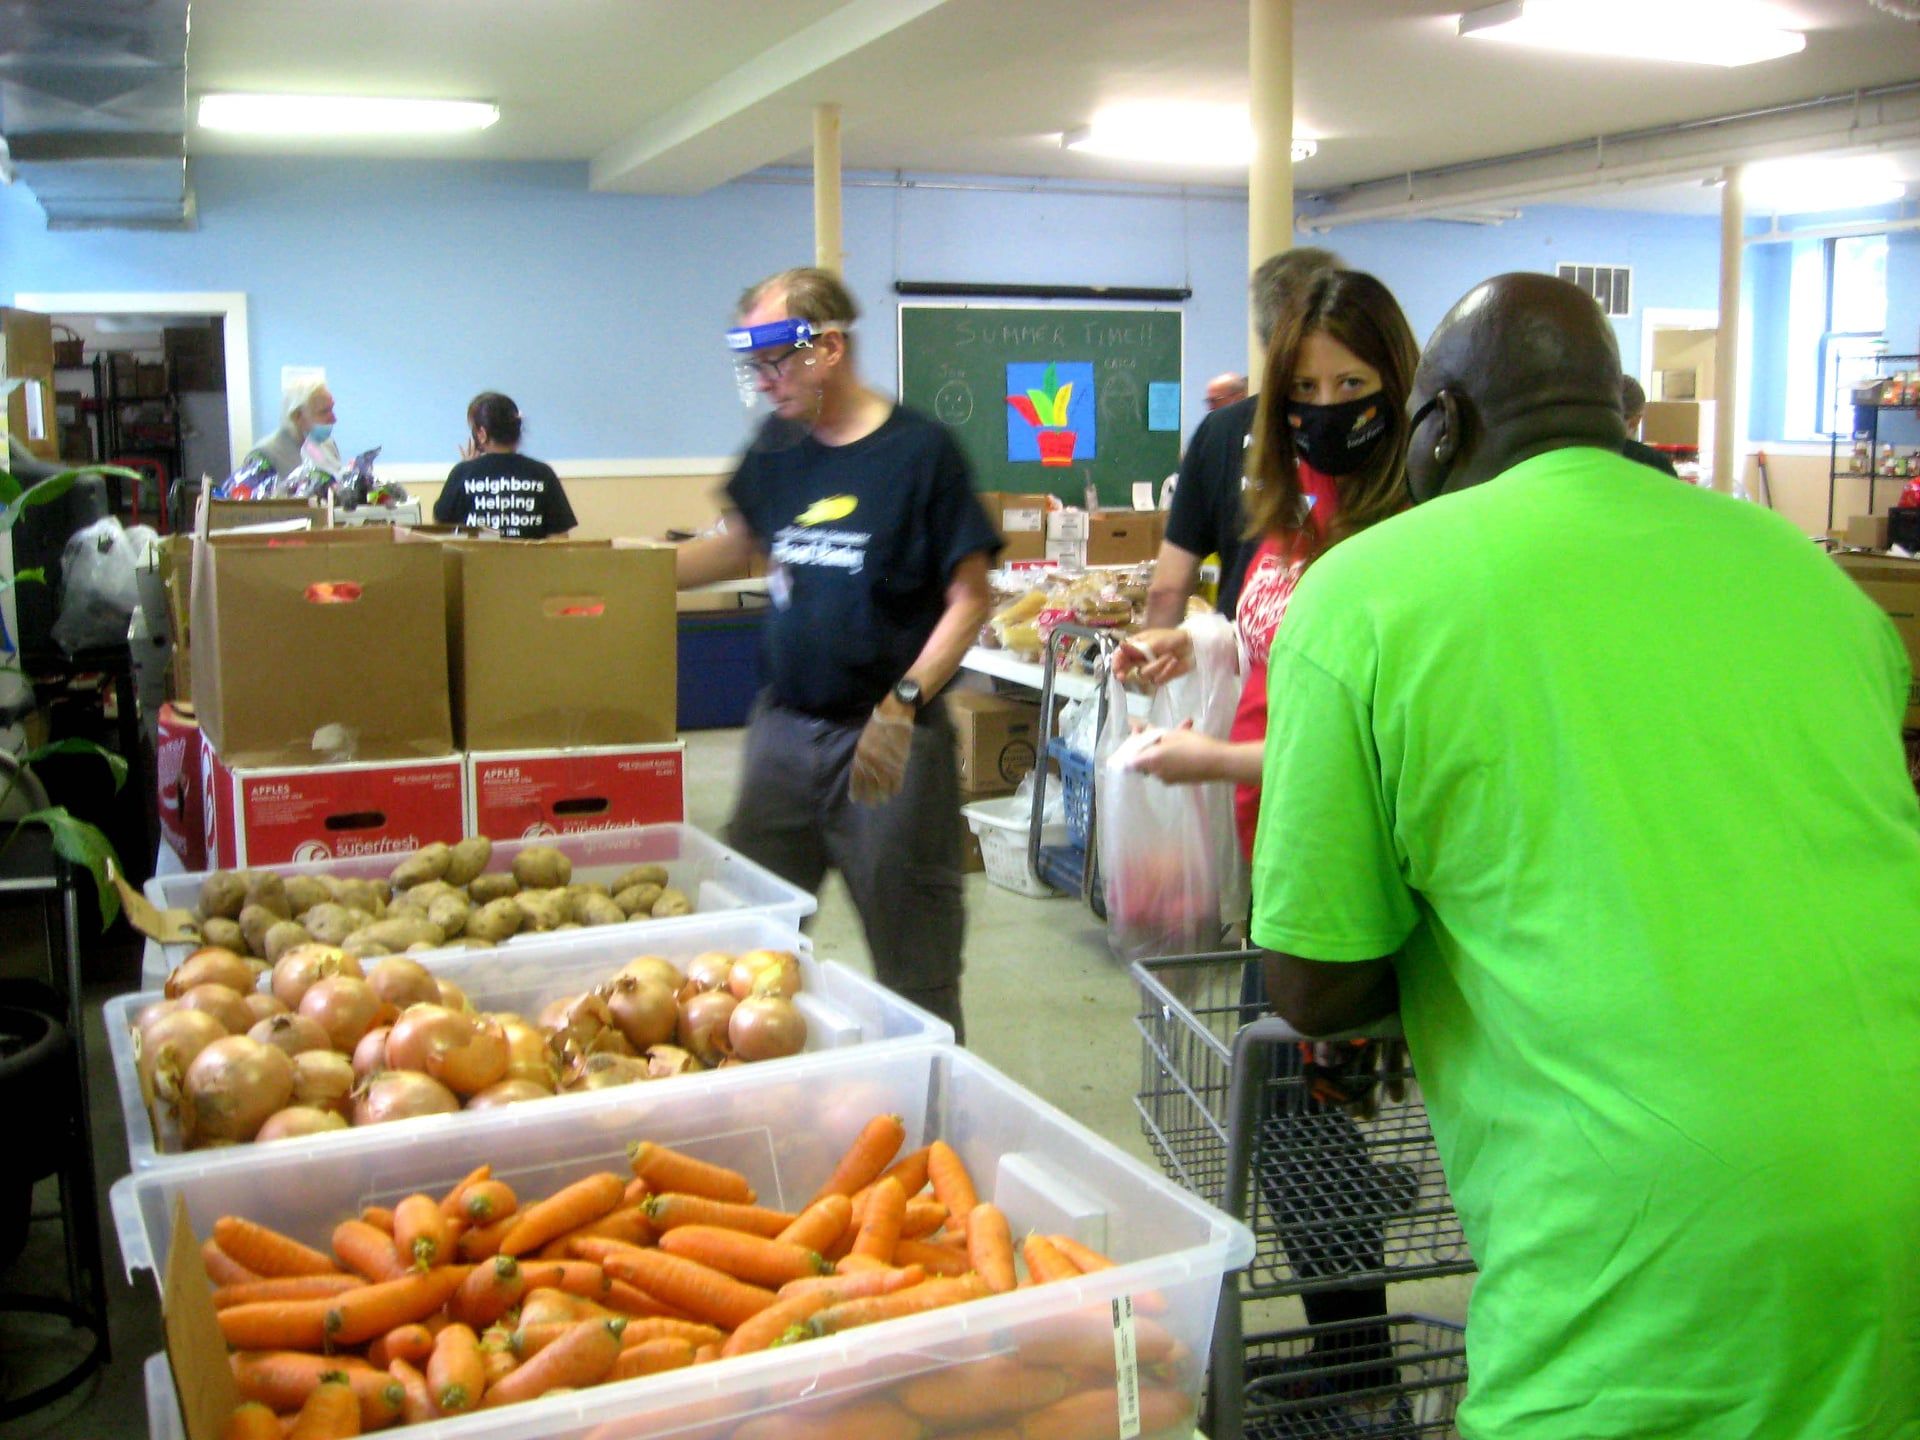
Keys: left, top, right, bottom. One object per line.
{"left": 1287, "top": 394, "right": 1389, "bottom": 477}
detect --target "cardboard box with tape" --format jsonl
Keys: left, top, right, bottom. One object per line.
{"left": 467, "top": 742, "right": 686, "bottom": 838}
{"left": 976, "top": 490, "right": 1049, "bottom": 562}
{"left": 948, "top": 689, "right": 1042, "bottom": 795}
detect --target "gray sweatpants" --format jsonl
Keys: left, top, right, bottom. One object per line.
{"left": 724, "top": 693, "right": 967, "bottom": 1041}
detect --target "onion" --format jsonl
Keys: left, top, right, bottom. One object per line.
{"left": 536, "top": 993, "right": 586, "bottom": 1031}
{"left": 386, "top": 1006, "right": 510, "bottom": 1097}
{"left": 564, "top": 1052, "right": 652, "bottom": 1091}
{"left": 290, "top": 1050, "right": 357, "bottom": 1115}
{"left": 616, "top": 955, "right": 682, "bottom": 991}
{"left": 682, "top": 952, "right": 734, "bottom": 995}
{"left": 272, "top": 944, "right": 360, "bottom": 1010}
{"left": 182, "top": 1035, "right": 294, "bottom": 1145}
{"left": 138, "top": 1007, "right": 228, "bottom": 1099}
{"left": 644, "top": 1044, "right": 703, "bottom": 1079}
{"left": 464, "top": 1078, "right": 552, "bottom": 1110}
{"left": 256, "top": 1106, "right": 349, "bottom": 1142}
{"left": 299, "top": 975, "right": 384, "bottom": 1051}
{"left": 728, "top": 995, "right": 808, "bottom": 1062}
{"left": 178, "top": 982, "right": 255, "bottom": 1036}
{"left": 135, "top": 997, "right": 183, "bottom": 1037}
{"left": 437, "top": 979, "right": 472, "bottom": 1013}
{"left": 353, "top": 1070, "right": 460, "bottom": 1126}
{"left": 248, "top": 1012, "right": 331, "bottom": 1059}
{"left": 543, "top": 993, "right": 630, "bottom": 1061}
{"left": 498, "top": 1018, "right": 557, "bottom": 1090}
{"left": 677, "top": 989, "right": 738, "bottom": 1067}
{"left": 166, "top": 947, "right": 257, "bottom": 999}
{"left": 728, "top": 949, "right": 803, "bottom": 1001}
{"left": 367, "top": 956, "right": 441, "bottom": 1011}
{"left": 604, "top": 977, "right": 678, "bottom": 1051}
{"left": 242, "top": 992, "right": 289, "bottom": 1024}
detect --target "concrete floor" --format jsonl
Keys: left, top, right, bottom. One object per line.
{"left": 0, "top": 724, "right": 1470, "bottom": 1438}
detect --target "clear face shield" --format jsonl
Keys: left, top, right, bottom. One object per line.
{"left": 726, "top": 317, "right": 849, "bottom": 451}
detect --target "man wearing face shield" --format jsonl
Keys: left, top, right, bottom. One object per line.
{"left": 1247, "top": 271, "right": 1920, "bottom": 1436}
{"left": 248, "top": 374, "right": 343, "bottom": 482}
{"left": 675, "top": 268, "right": 998, "bottom": 1039}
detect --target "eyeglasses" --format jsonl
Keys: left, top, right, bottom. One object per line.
{"left": 741, "top": 346, "right": 807, "bottom": 382}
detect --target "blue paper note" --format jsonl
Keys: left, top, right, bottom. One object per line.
{"left": 1147, "top": 382, "right": 1180, "bottom": 432}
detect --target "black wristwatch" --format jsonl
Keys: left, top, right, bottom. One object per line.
{"left": 890, "top": 678, "right": 924, "bottom": 713}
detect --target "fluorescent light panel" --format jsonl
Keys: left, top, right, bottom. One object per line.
{"left": 1459, "top": 0, "right": 1806, "bottom": 67}
{"left": 198, "top": 94, "right": 500, "bottom": 136}
{"left": 1062, "top": 104, "right": 1314, "bottom": 166}
{"left": 1741, "top": 157, "right": 1907, "bottom": 214}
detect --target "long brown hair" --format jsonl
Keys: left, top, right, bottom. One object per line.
{"left": 1244, "top": 269, "right": 1419, "bottom": 552}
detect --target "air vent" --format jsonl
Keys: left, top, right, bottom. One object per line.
{"left": 1558, "top": 263, "right": 1632, "bottom": 317}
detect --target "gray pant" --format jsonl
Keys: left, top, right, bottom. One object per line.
{"left": 725, "top": 693, "right": 967, "bottom": 1042}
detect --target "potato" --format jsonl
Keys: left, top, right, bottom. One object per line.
{"left": 298, "top": 903, "right": 353, "bottom": 948}
{"left": 649, "top": 888, "right": 692, "bottom": 919}
{"left": 390, "top": 842, "right": 452, "bottom": 890}
{"left": 444, "top": 837, "right": 492, "bottom": 888}
{"left": 513, "top": 889, "right": 569, "bottom": 932}
{"left": 326, "top": 878, "right": 387, "bottom": 918}
{"left": 404, "top": 880, "right": 463, "bottom": 910}
{"left": 199, "top": 916, "right": 247, "bottom": 952}
{"left": 426, "top": 892, "right": 471, "bottom": 937}
{"left": 238, "top": 903, "right": 283, "bottom": 956}
{"left": 198, "top": 872, "right": 248, "bottom": 920}
{"left": 511, "top": 845, "right": 572, "bottom": 889}
{"left": 344, "top": 917, "right": 445, "bottom": 953}
{"left": 571, "top": 893, "right": 627, "bottom": 927}
{"left": 282, "top": 876, "right": 332, "bottom": 916}
{"left": 612, "top": 863, "right": 670, "bottom": 893}
{"left": 466, "top": 873, "right": 519, "bottom": 904}
{"left": 612, "top": 883, "right": 663, "bottom": 917}
{"left": 261, "top": 920, "right": 312, "bottom": 963}
{"left": 464, "top": 898, "right": 523, "bottom": 944}
{"left": 340, "top": 938, "right": 394, "bottom": 961}
{"left": 243, "top": 871, "right": 291, "bottom": 920}
{"left": 385, "top": 899, "right": 431, "bottom": 925}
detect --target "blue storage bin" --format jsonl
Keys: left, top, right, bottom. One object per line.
{"left": 677, "top": 608, "right": 767, "bottom": 730}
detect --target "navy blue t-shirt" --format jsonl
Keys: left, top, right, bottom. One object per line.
{"left": 434, "top": 452, "right": 577, "bottom": 538}
{"left": 726, "top": 405, "right": 998, "bottom": 720}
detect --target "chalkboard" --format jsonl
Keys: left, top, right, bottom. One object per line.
{"left": 898, "top": 305, "right": 1183, "bottom": 506}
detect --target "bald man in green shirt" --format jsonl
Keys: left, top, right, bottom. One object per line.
{"left": 1251, "top": 273, "right": 1920, "bottom": 1438}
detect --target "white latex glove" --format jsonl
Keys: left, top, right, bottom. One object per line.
{"left": 849, "top": 706, "right": 914, "bottom": 806}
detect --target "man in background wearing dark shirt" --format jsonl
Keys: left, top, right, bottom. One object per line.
{"left": 1146, "top": 247, "right": 1341, "bottom": 628}
{"left": 1619, "top": 373, "right": 1680, "bottom": 478}
{"left": 673, "top": 268, "right": 995, "bottom": 1038}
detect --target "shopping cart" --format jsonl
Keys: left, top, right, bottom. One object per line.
{"left": 1134, "top": 951, "right": 1474, "bottom": 1437}
{"left": 1026, "top": 622, "right": 1121, "bottom": 914}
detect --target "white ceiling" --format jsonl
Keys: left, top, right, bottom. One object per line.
{"left": 184, "top": 0, "right": 1920, "bottom": 209}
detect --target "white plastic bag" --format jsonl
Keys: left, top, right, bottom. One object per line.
{"left": 52, "top": 516, "right": 142, "bottom": 654}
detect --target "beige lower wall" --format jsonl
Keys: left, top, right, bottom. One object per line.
{"left": 404, "top": 470, "right": 730, "bottom": 541}
{"left": 1736, "top": 449, "right": 1890, "bottom": 539}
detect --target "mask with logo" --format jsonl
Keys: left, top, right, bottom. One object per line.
{"left": 306, "top": 422, "right": 334, "bottom": 444}
{"left": 1287, "top": 395, "right": 1387, "bottom": 477}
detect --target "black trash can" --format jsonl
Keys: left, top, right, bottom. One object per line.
{"left": 0, "top": 1005, "right": 70, "bottom": 1265}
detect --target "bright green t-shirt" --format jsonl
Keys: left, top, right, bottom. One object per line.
{"left": 1250, "top": 448, "right": 1920, "bottom": 1439}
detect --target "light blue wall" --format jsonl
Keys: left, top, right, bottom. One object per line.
{"left": 2, "top": 157, "right": 1736, "bottom": 465}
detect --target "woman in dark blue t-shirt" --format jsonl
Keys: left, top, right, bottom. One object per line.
{"left": 434, "top": 391, "right": 577, "bottom": 538}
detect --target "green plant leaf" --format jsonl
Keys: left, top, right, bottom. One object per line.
{"left": 22, "top": 738, "right": 129, "bottom": 792}
{"left": 0, "top": 465, "right": 143, "bottom": 533}
{"left": 0, "top": 473, "right": 19, "bottom": 508}
{"left": 4, "top": 566, "right": 45, "bottom": 589}
{"left": 14, "top": 807, "right": 121, "bottom": 928}
{"left": 1026, "top": 388, "right": 1052, "bottom": 419}
{"left": 1042, "top": 362, "right": 1058, "bottom": 398}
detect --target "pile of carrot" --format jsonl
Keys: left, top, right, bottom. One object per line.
{"left": 206, "top": 1117, "right": 1193, "bottom": 1440}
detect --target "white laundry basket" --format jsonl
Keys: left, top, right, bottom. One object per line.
{"left": 962, "top": 793, "right": 1068, "bottom": 898}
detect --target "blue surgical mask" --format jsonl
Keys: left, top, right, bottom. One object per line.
{"left": 307, "top": 422, "right": 334, "bottom": 444}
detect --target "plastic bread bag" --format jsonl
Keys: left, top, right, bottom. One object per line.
{"left": 52, "top": 515, "right": 142, "bottom": 654}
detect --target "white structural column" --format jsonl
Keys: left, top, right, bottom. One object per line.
{"left": 1248, "top": 0, "right": 1294, "bottom": 381}
{"left": 1714, "top": 162, "right": 1743, "bottom": 495}
{"left": 814, "top": 102, "right": 844, "bottom": 275}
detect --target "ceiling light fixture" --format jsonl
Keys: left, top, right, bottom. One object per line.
{"left": 1458, "top": 0, "right": 1806, "bottom": 67}
{"left": 197, "top": 94, "right": 500, "bottom": 137}
{"left": 1060, "top": 104, "right": 1316, "bottom": 167}
{"left": 1740, "top": 157, "right": 1908, "bottom": 214}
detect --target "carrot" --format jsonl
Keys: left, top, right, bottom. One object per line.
{"left": 1044, "top": 1234, "right": 1167, "bottom": 1315}
{"left": 926, "top": 1141, "right": 979, "bottom": 1221}
{"left": 437, "top": 1164, "right": 492, "bottom": 1221}
{"left": 450, "top": 1254, "right": 526, "bottom": 1330}
{"left": 284, "top": 1374, "right": 361, "bottom": 1440}
{"left": 900, "top": 1197, "right": 950, "bottom": 1240}
{"left": 610, "top": 1336, "right": 697, "bottom": 1381}
{"left": 628, "top": 1142, "right": 756, "bottom": 1204}
{"left": 218, "top": 1299, "right": 333, "bottom": 1352}
{"left": 1020, "top": 1236, "right": 1078, "bottom": 1286}
{"left": 644, "top": 1192, "right": 795, "bottom": 1238}
{"left": 893, "top": 1236, "right": 976, "bottom": 1278}
{"left": 720, "top": 1289, "right": 835, "bottom": 1357}
{"left": 386, "top": 1358, "right": 434, "bottom": 1426}
{"left": 515, "top": 1259, "right": 614, "bottom": 1301}
{"left": 229, "top": 1353, "right": 402, "bottom": 1427}
{"left": 516, "top": 1286, "right": 607, "bottom": 1330}
{"left": 777, "top": 1194, "right": 853, "bottom": 1253}
{"left": 428, "top": 1322, "right": 485, "bottom": 1414}
{"left": 498, "top": 1172, "right": 626, "bottom": 1257}
{"left": 834, "top": 1253, "right": 892, "bottom": 1273}
{"left": 359, "top": 1205, "right": 395, "bottom": 1234}
{"left": 480, "top": 1326, "right": 519, "bottom": 1387}
{"left": 812, "top": 1273, "right": 990, "bottom": 1334}
{"left": 812, "top": 1115, "right": 907, "bottom": 1203}
{"left": 621, "top": 1175, "right": 650, "bottom": 1207}
{"left": 616, "top": 1316, "right": 726, "bottom": 1349}
{"left": 874, "top": 1144, "right": 933, "bottom": 1199}
{"left": 734, "top": 1398, "right": 923, "bottom": 1440}
{"left": 967, "top": 1204, "right": 1016, "bottom": 1294}
{"left": 220, "top": 1401, "right": 281, "bottom": 1440}
{"left": 323, "top": 1266, "right": 471, "bottom": 1346}
{"left": 202, "top": 1238, "right": 262, "bottom": 1287}
{"left": 538, "top": 1204, "right": 654, "bottom": 1258}
{"left": 1016, "top": 1386, "right": 1190, "bottom": 1440}
{"left": 898, "top": 1357, "right": 1072, "bottom": 1424}
{"left": 393, "top": 1193, "right": 453, "bottom": 1271}
{"left": 578, "top": 1240, "right": 778, "bottom": 1330}
{"left": 481, "top": 1318, "right": 625, "bottom": 1408}
{"left": 457, "top": 1178, "right": 519, "bottom": 1226}
{"left": 1016, "top": 1312, "right": 1181, "bottom": 1370}
{"left": 777, "top": 1263, "right": 925, "bottom": 1304}
{"left": 457, "top": 1214, "right": 516, "bottom": 1263}
{"left": 213, "top": 1274, "right": 361, "bottom": 1310}
{"left": 658, "top": 1225, "right": 829, "bottom": 1287}
{"left": 851, "top": 1177, "right": 906, "bottom": 1265}
{"left": 601, "top": 1278, "right": 690, "bottom": 1320}
{"left": 212, "top": 1216, "right": 339, "bottom": 1280}
{"left": 331, "top": 1219, "right": 408, "bottom": 1283}
{"left": 368, "top": 1321, "right": 435, "bottom": 1369}
{"left": 693, "top": 1343, "right": 721, "bottom": 1364}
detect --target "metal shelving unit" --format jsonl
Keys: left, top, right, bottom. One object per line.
{"left": 1827, "top": 351, "right": 1919, "bottom": 533}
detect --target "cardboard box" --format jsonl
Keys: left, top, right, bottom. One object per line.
{"left": 1085, "top": 508, "right": 1161, "bottom": 566}
{"left": 1049, "top": 508, "right": 1090, "bottom": 541}
{"left": 467, "top": 742, "right": 686, "bottom": 839}
{"left": 135, "top": 360, "right": 168, "bottom": 398}
{"left": 443, "top": 539, "right": 677, "bottom": 749}
{"left": 977, "top": 491, "right": 1048, "bottom": 562}
{"left": 190, "top": 526, "right": 453, "bottom": 767}
{"left": 159, "top": 536, "right": 193, "bottom": 700}
{"left": 155, "top": 701, "right": 205, "bottom": 870}
{"left": 1044, "top": 536, "right": 1086, "bottom": 568}
{"left": 1641, "top": 400, "right": 1710, "bottom": 449}
{"left": 164, "top": 325, "right": 224, "bottom": 392}
{"left": 0, "top": 307, "right": 54, "bottom": 374}
{"left": 4, "top": 366, "right": 56, "bottom": 459}
{"left": 202, "top": 747, "right": 466, "bottom": 868}
{"left": 204, "top": 498, "right": 323, "bottom": 532}
{"left": 1846, "top": 514, "right": 1892, "bottom": 550}
{"left": 1834, "top": 551, "right": 1920, "bottom": 727}
{"left": 1658, "top": 368, "right": 1697, "bottom": 401}
{"left": 960, "top": 814, "right": 985, "bottom": 873}
{"left": 948, "top": 689, "right": 1042, "bottom": 794}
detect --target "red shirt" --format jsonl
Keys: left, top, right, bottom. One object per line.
{"left": 1229, "top": 464, "right": 1339, "bottom": 858}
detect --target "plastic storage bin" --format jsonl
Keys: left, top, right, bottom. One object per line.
{"left": 118, "top": 1042, "right": 1254, "bottom": 1440}
{"left": 109, "top": 910, "right": 950, "bottom": 1170}
{"left": 962, "top": 793, "right": 1068, "bottom": 897}
{"left": 140, "top": 821, "right": 814, "bottom": 988}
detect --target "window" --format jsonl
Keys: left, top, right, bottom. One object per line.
{"left": 1557, "top": 262, "right": 1633, "bottom": 317}
{"left": 1817, "top": 233, "right": 1888, "bottom": 436}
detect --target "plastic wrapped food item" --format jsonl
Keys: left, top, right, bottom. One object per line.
{"left": 214, "top": 454, "right": 275, "bottom": 500}
{"left": 999, "top": 621, "right": 1042, "bottom": 661}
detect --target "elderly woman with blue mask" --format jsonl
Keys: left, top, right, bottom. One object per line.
{"left": 247, "top": 374, "right": 342, "bottom": 481}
